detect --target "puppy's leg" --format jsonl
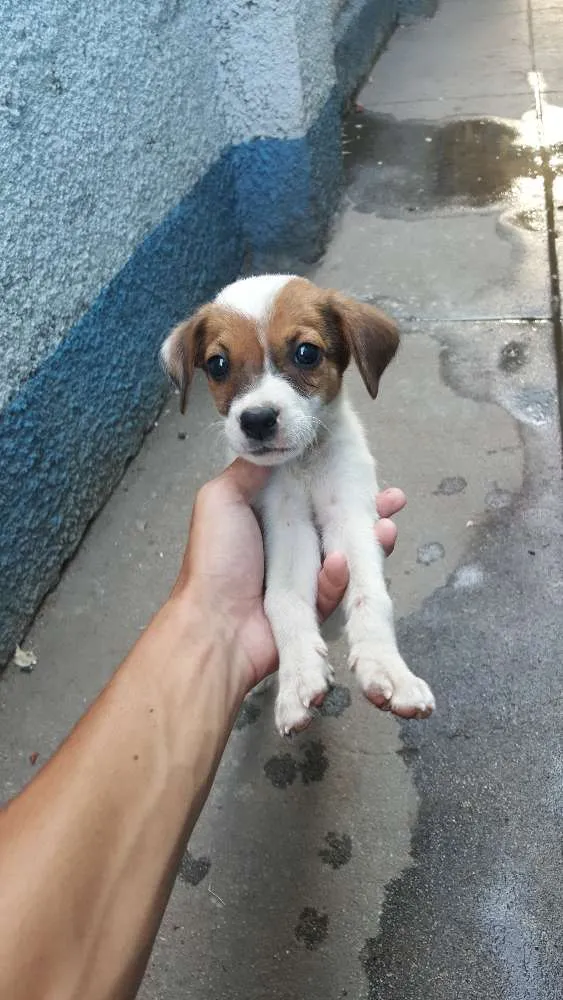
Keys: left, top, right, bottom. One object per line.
{"left": 261, "top": 475, "right": 334, "bottom": 736}
{"left": 313, "top": 447, "right": 435, "bottom": 719}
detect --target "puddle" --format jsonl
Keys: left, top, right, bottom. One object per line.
{"left": 507, "top": 386, "right": 556, "bottom": 426}
{"left": 342, "top": 99, "right": 563, "bottom": 438}
{"left": 342, "top": 110, "right": 552, "bottom": 217}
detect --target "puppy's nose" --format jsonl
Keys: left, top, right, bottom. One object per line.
{"left": 240, "top": 406, "right": 279, "bottom": 441}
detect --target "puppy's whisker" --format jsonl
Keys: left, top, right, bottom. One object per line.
{"left": 313, "top": 416, "right": 331, "bottom": 435}
{"left": 206, "top": 418, "right": 224, "bottom": 433}
{"left": 206, "top": 419, "right": 227, "bottom": 445}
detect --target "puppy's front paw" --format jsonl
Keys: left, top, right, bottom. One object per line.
{"left": 275, "top": 684, "right": 313, "bottom": 737}
{"left": 352, "top": 651, "right": 435, "bottom": 719}
{"left": 386, "top": 674, "right": 435, "bottom": 718}
{"left": 275, "top": 640, "right": 334, "bottom": 737}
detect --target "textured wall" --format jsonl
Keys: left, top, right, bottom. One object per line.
{"left": 0, "top": 156, "right": 240, "bottom": 658}
{"left": 213, "top": 0, "right": 335, "bottom": 142}
{"left": 0, "top": 0, "right": 432, "bottom": 664}
{"left": 334, "top": 0, "right": 399, "bottom": 101}
{"left": 0, "top": 0, "right": 228, "bottom": 410}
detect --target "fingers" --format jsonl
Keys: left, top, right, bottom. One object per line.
{"left": 317, "top": 487, "right": 405, "bottom": 621}
{"left": 220, "top": 458, "right": 271, "bottom": 503}
{"left": 317, "top": 552, "right": 349, "bottom": 622}
{"left": 376, "top": 487, "right": 406, "bottom": 519}
{"left": 375, "top": 488, "right": 404, "bottom": 556}
{"left": 317, "top": 520, "right": 398, "bottom": 620}
{"left": 376, "top": 517, "right": 398, "bottom": 558}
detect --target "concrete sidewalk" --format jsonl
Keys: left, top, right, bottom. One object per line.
{"left": 1, "top": 2, "right": 562, "bottom": 997}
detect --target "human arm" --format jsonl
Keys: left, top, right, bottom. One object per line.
{"left": 0, "top": 460, "right": 405, "bottom": 1000}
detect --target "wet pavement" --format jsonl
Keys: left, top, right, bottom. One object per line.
{"left": 1, "top": 2, "right": 563, "bottom": 998}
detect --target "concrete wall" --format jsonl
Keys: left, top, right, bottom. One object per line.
{"left": 0, "top": 0, "right": 432, "bottom": 665}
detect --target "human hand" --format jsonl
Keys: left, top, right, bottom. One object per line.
{"left": 174, "top": 460, "right": 406, "bottom": 691}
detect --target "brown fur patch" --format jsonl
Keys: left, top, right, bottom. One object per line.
{"left": 266, "top": 278, "right": 348, "bottom": 403}
{"left": 164, "top": 305, "right": 264, "bottom": 415}
{"left": 199, "top": 306, "right": 264, "bottom": 415}
{"left": 267, "top": 280, "right": 399, "bottom": 400}
{"left": 161, "top": 306, "right": 208, "bottom": 412}
{"left": 322, "top": 293, "right": 399, "bottom": 398}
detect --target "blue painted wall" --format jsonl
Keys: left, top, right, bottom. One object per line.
{"left": 0, "top": 0, "right": 433, "bottom": 664}
{"left": 398, "top": 0, "right": 438, "bottom": 22}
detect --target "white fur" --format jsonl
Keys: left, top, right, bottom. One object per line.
{"left": 159, "top": 330, "right": 177, "bottom": 375}
{"left": 215, "top": 274, "right": 296, "bottom": 325}
{"left": 254, "top": 393, "right": 434, "bottom": 734}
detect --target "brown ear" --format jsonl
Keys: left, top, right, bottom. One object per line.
{"left": 325, "top": 293, "right": 399, "bottom": 398}
{"left": 159, "top": 306, "right": 208, "bottom": 413}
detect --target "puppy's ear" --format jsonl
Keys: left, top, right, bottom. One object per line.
{"left": 324, "top": 293, "right": 399, "bottom": 398}
{"left": 160, "top": 307, "right": 208, "bottom": 413}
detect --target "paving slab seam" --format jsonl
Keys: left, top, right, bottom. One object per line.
{"left": 528, "top": 0, "right": 563, "bottom": 441}
{"left": 393, "top": 315, "right": 552, "bottom": 324}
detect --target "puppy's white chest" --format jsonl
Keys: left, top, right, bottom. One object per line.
{"left": 254, "top": 450, "right": 323, "bottom": 527}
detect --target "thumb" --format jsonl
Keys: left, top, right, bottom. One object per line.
{"left": 222, "top": 457, "right": 271, "bottom": 503}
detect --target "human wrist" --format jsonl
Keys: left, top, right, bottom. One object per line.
{"left": 163, "top": 586, "right": 252, "bottom": 698}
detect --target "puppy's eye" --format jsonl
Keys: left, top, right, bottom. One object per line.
{"left": 294, "top": 342, "right": 321, "bottom": 368}
{"left": 206, "top": 354, "right": 229, "bottom": 381}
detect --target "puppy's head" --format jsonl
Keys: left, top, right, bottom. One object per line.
{"left": 160, "top": 276, "right": 398, "bottom": 466}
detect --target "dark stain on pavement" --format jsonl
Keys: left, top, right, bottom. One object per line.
{"left": 295, "top": 907, "right": 329, "bottom": 950}
{"left": 178, "top": 850, "right": 211, "bottom": 886}
{"left": 319, "top": 684, "right": 352, "bottom": 717}
{"left": 264, "top": 740, "right": 329, "bottom": 788}
{"left": 319, "top": 832, "right": 353, "bottom": 869}
{"left": 234, "top": 696, "right": 262, "bottom": 730}
{"left": 434, "top": 476, "right": 467, "bottom": 495}
{"left": 299, "top": 740, "right": 329, "bottom": 784}
{"left": 499, "top": 340, "right": 528, "bottom": 373}
{"left": 263, "top": 753, "right": 299, "bottom": 789}
{"left": 416, "top": 541, "right": 445, "bottom": 565}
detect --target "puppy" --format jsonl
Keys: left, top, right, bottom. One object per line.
{"left": 161, "top": 275, "right": 435, "bottom": 735}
